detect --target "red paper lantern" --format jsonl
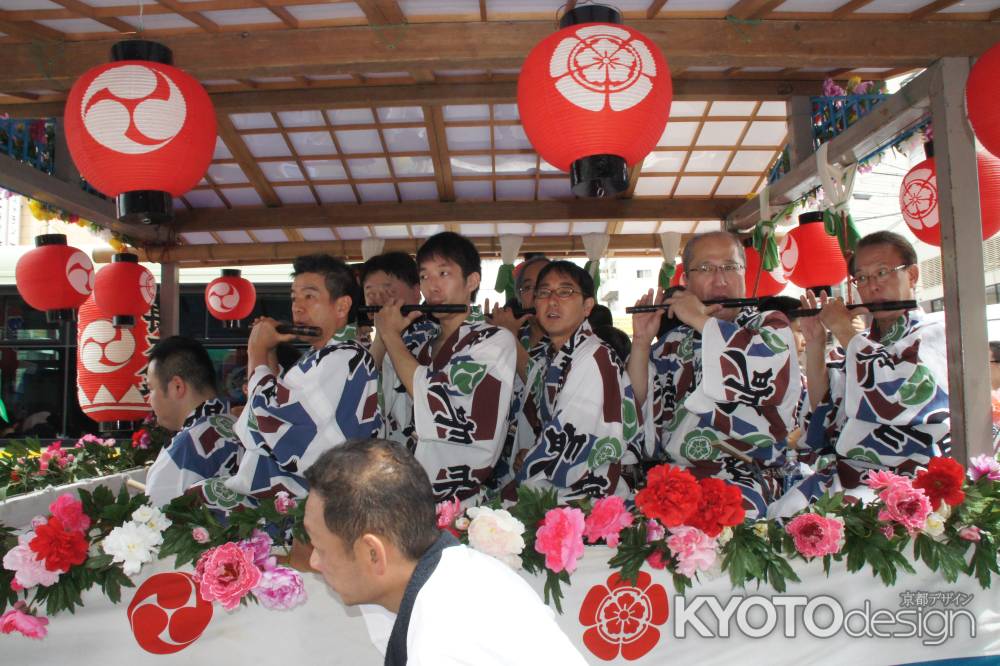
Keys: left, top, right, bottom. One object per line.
{"left": 899, "top": 149, "right": 1000, "bottom": 246}
{"left": 64, "top": 40, "right": 216, "bottom": 224}
{"left": 742, "top": 243, "right": 786, "bottom": 297}
{"left": 517, "top": 5, "right": 671, "bottom": 197}
{"left": 94, "top": 253, "right": 156, "bottom": 328}
{"left": 967, "top": 40, "right": 1000, "bottom": 159}
{"left": 77, "top": 293, "right": 158, "bottom": 423}
{"left": 205, "top": 269, "right": 256, "bottom": 325}
{"left": 14, "top": 234, "right": 94, "bottom": 323}
{"left": 780, "top": 212, "right": 848, "bottom": 290}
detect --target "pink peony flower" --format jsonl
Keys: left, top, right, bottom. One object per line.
{"left": 534, "top": 507, "right": 586, "bottom": 575}
{"left": 0, "top": 605, "right": 49, "bottom": 639}
{"left": 584, "top": 496, "right": 634, "bottom": 548}
{"left": 2, "top": 535, "right": 60, "bottom": 589}
{"left": 866, "top": 469, "right": 909, "bottom": 491}
{"left": 968, "top": 455, "right": 1000, "bottom": 482}
{"left": 785, "top": 513, "right": 845, "bottom": 558}
{"left": 191, "top": 527, "right": 210, "bottom": 544}
{"left": 49, "top": 495, "right": 91, "bottom": 534}
{"left": 876, "top": 480, "right": 932, "bottom": 533}
{"left": 253, "top": 566, "right": 307, "bottom": 610}
{"left": 959, "top": 526, "right": 982, "bottom": 542}
{"left": 645, "top": 519, "right": 666, "bottom": 543}
{"left": 666, "top": 526, "right": 718, "bottom": 578}
{"left": 435, "top": 496, "right": 463, "bottom": 533}
{"left": 646, "top": 551, "right": 667, "bottom": 570}
{"left": 274, "top": 491, "right": 297, "bottom": 515}
{"left": 881, "top": 524, "right": 895, "bottom": 540}
{"left": 194, "top": 542, "right": 262, "bottom": 611}
{"left": 239, "top": 529, "right": 275, "bottom": 572}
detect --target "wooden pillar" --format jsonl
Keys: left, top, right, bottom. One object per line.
{"left": 929, "top": 57, "right": 993, "bottom": 462}
{"left": 786, "top": 96, "right": 815, "bottom": 168}
{"left": 159, "top": 262, "right": 180, "bottom": 337}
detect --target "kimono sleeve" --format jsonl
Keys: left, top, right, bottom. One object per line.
{"left": 145, "top": 419, "right": 240, "bottom": 507}
{"left": 693, "top": 311, "right": 800, "bottom": 415}
{"left": 802, "top": 348, "right": 848, "bottom": 452}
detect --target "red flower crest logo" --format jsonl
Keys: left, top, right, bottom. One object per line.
{"left": 579, "top": 571, "right": 669, "bottom": 661}
{"left": 127, "top": 572, "right": 213, "bottom": 654}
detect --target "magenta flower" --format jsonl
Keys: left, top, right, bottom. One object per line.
{"left": 191, "top": 527, "right": 210, "bottom": 544}
{"left": 876, "top": 479, "right": 933, "bottom": 533}
{"left": 666, "top": 526, "right": 718, "bottom": 578}
{"left": 274, "top": 491, "right": 297, "bottom": 515}
{"left": 239, "top": 529, "right": 275, "bottom": 571}
{"left": 584, "top": 496, "right": 634, "bottom": 548}
{"left": 0, "top": 604, "right": 49, "bottom": 639}
{"left": 48, "top": 495, "right": 91, "bottom": 534}
{"left": 785, "top": 513, "right": 845, "bottom": 558}
{"left": 534, "top": 507, "right": 586, "bottom": 574}
{"left": 194, "top": 542, "right": 262, "bottom": 611}
{"left": 253, "top": 566, "right": 307, "bottom": 610}
{"left": 645, "top": 519, "right": 666, "bottom": 543}
{"left": 968, "top": 455, "right": 1000, "bottom": 482}
{"left": 435, "top": 496, "right": 463, "bottom": 532}
{"left": 959, "top": 526, "right": 982, "bottom": 542}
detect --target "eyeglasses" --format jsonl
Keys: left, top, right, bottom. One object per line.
{"left": 686, "top": 263, "right": 744, "bottom": 276}
{"left": 850, "top": 264, "right": 910, "bottom": 286}
{"left": 534, "top": 287, "right": 583, "bottom": 301}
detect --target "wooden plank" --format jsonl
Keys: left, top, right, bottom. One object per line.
{"left": 727, "top": 65, "right": 934, "bottom": 229}
{"left": 173, "top": 198, "right": 743, "bottom": 232}
{"left": 832, "top": 0, "right": 876, "bottom": 18}
{"left": 0, "top": 15, "right": 64, "bottom": 41}
{"left": 1, "top": 19, "right": 998, "bottom": 91}
{"left": 727, "top": 0, "right": 786, "bottom": 20}
{"left": 106, "top": 232, "right": 690, "bottom": 264}
{"left": 153, "top": 0, "right": 220, "bottom": 33}
{"left": 0, "top": 152, "right": 166, "bottom": 243}
{"left": 0, "top": 78, "right": 827, "bottom": 117}
{"left": 425, "top": 106, "right": 454, "bottom": 201}
{"left": 929, "top": 57, "right": 993, "bottom": 461}
{"left": 356, "top": 0, "right": 405, "bottom": 25}
{"left": 215, "top": 112, "right": 281, "bottom": 206}
{"left": 909, "top": 0, "right": 963, "bottom": 21}
{"left": 49, "top": 0, "right": 135, "bottom": 33}
{"left": 256, "top": 0, "right": 299, "bottom": 29}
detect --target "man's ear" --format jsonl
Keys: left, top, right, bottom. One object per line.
{"left": 583, "top": 297, "right": 596, "bottom": 318}
{"left": 358, "top": 533, "right": 389, "bottom": 576}
{"left": 168, "top": 375, "right": 186, "bottom": 399}
{"left": 335, "top": 294, "right": 353, "bottom": 319}
{"left": 466, "top": 271, "right": 481, "bottom": 294}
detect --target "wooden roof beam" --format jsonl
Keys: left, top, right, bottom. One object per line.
{"left": 1, "top": 19, "right": 998, "bottom": 90}
{"left": 173, "top": 197, "right": 745, "bottom": 233}
{"left": 356, "top": 0, "right": 405, "bottom": 25}
{"left": 215, "top": 112, "right": 281, "bottom": 206}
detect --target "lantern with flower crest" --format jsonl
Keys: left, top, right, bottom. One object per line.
{"left": 64, "top": 40, "right": 216, "bottom": 225}
{"left": 517, "top": 4, "right": 671, "bottom": 198}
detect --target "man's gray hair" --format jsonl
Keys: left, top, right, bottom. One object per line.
{"left": 681, "top": 230, "right": 746, "bottom": 269}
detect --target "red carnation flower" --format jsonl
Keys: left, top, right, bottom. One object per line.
{"left": 914, "top": 457, "right": 966, "bottom": 511}
{"left": 686, "top": 478, "right": 746, "bottom": 537}
{"left": 635, "top": 465, "right": 701, "bottom": 528}
{"left": 29, "top": 517, "right": 89, "bottom": 573}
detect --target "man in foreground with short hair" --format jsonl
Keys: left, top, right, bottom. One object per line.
{"left": 226, "top": 254, "right": 381, "bottom": 501}
{"left": 303, "top": 438, "right": 586, "bottom": 665}
{"left": 628, "top": 230, "right": 800, "bottom": 518}
{"left": 145, "top": 336, "right": 241, "bottom": 506}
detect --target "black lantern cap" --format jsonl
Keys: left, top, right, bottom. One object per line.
{"left": 116, "top": 191, "right": 173, "bottom": 225}
{"left": 571, "top": 154, "right": 630, "bottom": 198}
{"left": 111, "top": 40, "right": 173, "bottom": 65}
{"left": 35, "top": 234, "right": 68, "bottom": 247}
{"left": 559, "top": 4, "right": 623, "bottom": 27}
{"left": 222, "top": 269, "right": 242, "bottom": 277}
{"left": 798, "top": 210, "right": 825, "bottom": 225}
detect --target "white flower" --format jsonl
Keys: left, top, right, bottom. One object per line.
{"left": 921, "top": 508, "right": 950, "bottom": 542}
{"left": 131, "top": 505, "right": 172, "bottom": 533}
{"left": 752, "top": 522, "right": 769, "bottom": 539}
{"left": 717, "top": 526, "right": 734, "bottom": 546}
{"left": 102, "top": 522, "right": 161, "bottom": 575}
{"left": 466, "top": 506, "right": 526, "bottom": 569}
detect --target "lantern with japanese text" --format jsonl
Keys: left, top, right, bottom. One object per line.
{"left": 94, "top": 253, "right": 156, "bottom": 328}
{"left": 205, "top": 269, "right": 256, "bottom": 327}
{"left": 14, "top": 234, "right": 94, "bottom": 323}
{"left": 64, "top": 40, "right": 216, "bottom": 225}
{"left": 780, "top": 211, "right": 848, "bottom": 292}
{"left": 742, "top": 242, "right": 786, "bottom": 297}
{"left": 77, "top": 293, "right": 158, "bottom": 424}
{"left": 967, "top": 40, "right": 1000, "bottom": 159}
{"left": 517, "top": 4, "right": 671, "bottom": 198}
{"left": 899, "top": 144, "right": 1000, "bottom": 246}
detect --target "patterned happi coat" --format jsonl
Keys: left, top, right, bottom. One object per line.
{"left": 226, "top": 324, "right": 381, "bottom": 500}
{"left": 381, "top": 316, "right": 439, "bottom": 449}
{"left": 798, "top": 309, "right": 950, "bottom": 493}
{"left": 389, "top": 309, "right": 517, "bottom": 506}
{"left": 645, "top": 307, "right": 800, "bottom": 518}
{"left": 145, "top": 398, "right": 241, "bottom": 507}
{"left": 511, "top": 321, "right": 642, "bottom": 502}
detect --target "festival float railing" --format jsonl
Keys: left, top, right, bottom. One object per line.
{"left": 2, "top": 456, "right": 998, "bottom": 664}
{"left": 0, "top": 118, "right": 54, "bottom": 175}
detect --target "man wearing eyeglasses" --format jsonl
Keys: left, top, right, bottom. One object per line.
{"left": 788, "top": 230, "right": 949, "bottom": 507}
{"left": 628, "top": 231, "right": 801, "bottom": 519}
{"left": 504, "top": 261, "right": 643, "bottom": 502}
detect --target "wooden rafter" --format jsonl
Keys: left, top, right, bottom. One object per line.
{"left": 174, "top": 198, "right": 745, "bottom": 233}
{"left": 424, "top": 106, "right": 454, "bottom": 202}
{"left": 2, "top": 19, "right": 998, "bottom": 91}
{"left": 646, "top": 0, "right": 669, "bottom": 19}
{"left": 727, "top": 0, "right": 786, "bottom": 20}
{"left": 909, "top": 0, "right": 964, "bottom": 21}
{"left": 255, "top": 0, "right": 299, "bottom": 29}
{"left": 832, "top": 0, "right": 876, "bottom": 18}
{"left": 0, "top": 15, "right": 63, "bottom": 41}
{"left": 215, "top": 113, "right": 281, "bottom": 206}
{"left": 153, "top": 0, "right": 219, "bottom": 33}
{"left": 356, "top": 0, "right": 405, "bottom": 25}
{"left": 49, "top": 0, "right": 135, "bottom": 33}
